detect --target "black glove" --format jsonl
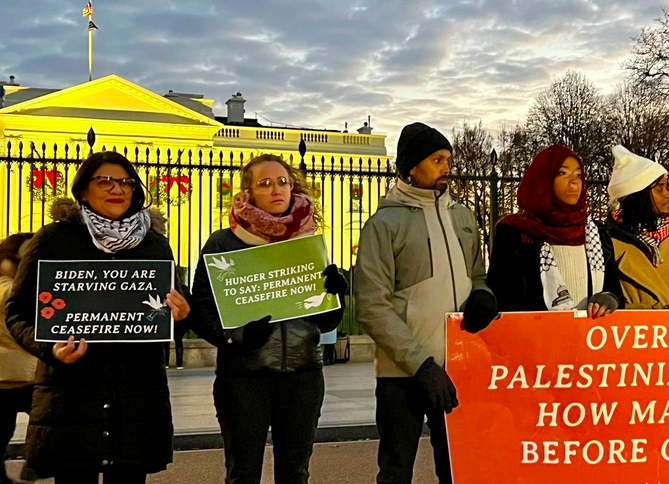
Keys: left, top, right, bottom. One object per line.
{"left": 414, "top": 357, "right": 459, "bottom": 415}
{"left": 242, "top": 315, "right": 273, "bottom": 351}
{"left": 588, "top": 292, "right": 619, "bottom": 319}
{"left": 323, "top": 264, "right": 348, "bottom": 299}
{"left": 462, "top": 290, "right": 498, "bottom": 333}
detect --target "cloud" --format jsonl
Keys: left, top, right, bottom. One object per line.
{"left": 0, "top": 0, "right": 665, "bottom": 154}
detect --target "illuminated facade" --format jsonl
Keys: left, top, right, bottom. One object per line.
{"left": 0, "top": 75, "right": 392, "bottom": 273}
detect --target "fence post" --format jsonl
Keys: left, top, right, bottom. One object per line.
{"left": 489, "top": 149, "right": 499, "bottom": 253}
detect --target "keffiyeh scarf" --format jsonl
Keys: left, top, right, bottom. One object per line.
{"left": 80, "top": 204, "right": 151, "bottom": 253}
{"left": 540, "top": 217, "right": 605, "bottom": 310}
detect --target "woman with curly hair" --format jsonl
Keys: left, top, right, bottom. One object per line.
{"left": 192, "top": 154, "right": 346, "bottom": 484}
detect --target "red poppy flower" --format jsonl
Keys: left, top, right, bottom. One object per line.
{"left": 41, "top": 307, "right": 55, "bottom": 320}
{"left": 52, "top": 298, "right": 66, "bottom": 310}
{"left": 39, "top": 292, "right": 53, "bottom": 304}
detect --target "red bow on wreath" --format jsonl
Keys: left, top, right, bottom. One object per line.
{"left": 32, "top": 169, "right": 62, "bottom": 190}
{"left": 162, "top": 175, "right": 190, "bottom": 194}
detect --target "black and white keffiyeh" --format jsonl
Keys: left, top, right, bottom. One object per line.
{"left": 539, "top": 217, "right": 605, "bottom": 310}
{"left": 80, "top": 204, "right": 151, "bottom": 253}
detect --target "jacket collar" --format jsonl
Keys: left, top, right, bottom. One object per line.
{"left": 380, "top": 179, "right": 453, "bottom": 209}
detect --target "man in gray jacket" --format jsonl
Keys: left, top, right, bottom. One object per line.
{"left": 355, "top": 122, "right": 498, "bottom": 484}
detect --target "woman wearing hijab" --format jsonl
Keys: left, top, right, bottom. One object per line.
{"left": 487, "top": 144, "right": 623, "bottom": 316}
{"left": 606, "top": 145, "right": 669, "bottom": 308}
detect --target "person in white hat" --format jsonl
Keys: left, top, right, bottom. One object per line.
{"left": 607, "top": 145, "right": 669, "bottom": 308}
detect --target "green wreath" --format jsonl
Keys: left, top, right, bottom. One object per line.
{"left": 156, "top": 175, "right": 192, "bottom": 206}
{"left": 26, "top": 169, "right": 66, "bottom": 203}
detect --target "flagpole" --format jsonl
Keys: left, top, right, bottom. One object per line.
{"left": 88, "top": 12, "right": 93, "bottom": 81}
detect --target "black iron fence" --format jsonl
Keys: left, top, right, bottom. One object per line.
{"left": 0, "top": 139, "right": 611, "bottom": 335}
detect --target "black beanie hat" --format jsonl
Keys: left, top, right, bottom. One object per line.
{"left": 396, "top": 122, "right": 453, "bottom": 179}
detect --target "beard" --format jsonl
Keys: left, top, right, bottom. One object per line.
{"left": 432, "top": 177, "right": 449, "bottom": 191}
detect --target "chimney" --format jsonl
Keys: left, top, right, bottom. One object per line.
{"left": 226, "top": 92, "right": 246, "bottom": 124}
{"left": 7, "top": 75, "right": 19, "bottom": 86}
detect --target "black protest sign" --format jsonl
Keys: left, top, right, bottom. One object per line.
{"left": 35, "top": 260, "right": 174, "bottom": 342}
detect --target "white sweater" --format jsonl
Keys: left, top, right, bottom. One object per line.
{"left": 550, "top": 244, "right": 588, "bottom": 309}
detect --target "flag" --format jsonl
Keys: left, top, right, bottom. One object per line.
{"left": 88, "top": 20, "right": 98, "bottom": 31}
{"left": 82, "top": 1, "right": 93, "bottom": 17}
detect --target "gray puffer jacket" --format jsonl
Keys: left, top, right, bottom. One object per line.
{"left": 191, "top": 229, "right": 344, "bottom": 374}
{"left": 355, "top": 180, "right": 492, "bottom": 378}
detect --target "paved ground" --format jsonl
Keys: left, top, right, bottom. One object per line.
{"left": 6, "top": 438, "right": 440, "bottom": 484}
{"left": 12, "top": 362, "right": 378, "bottom": 445}
{"left": 6, "top": 362, "right": 443, "bottom": 482}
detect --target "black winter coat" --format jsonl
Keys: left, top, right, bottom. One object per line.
{"left": 5, "top": 201, "right": 175, "bottom": 476}
{"left": 487, "top": 223, "right": 624, "bottom": 312}
{"left": 191, "top": 229, "right": 344, "bottom": 375}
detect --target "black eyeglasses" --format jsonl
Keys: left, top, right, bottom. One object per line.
{"left": 90, "top": 175, "right": 137, "bottom": 192}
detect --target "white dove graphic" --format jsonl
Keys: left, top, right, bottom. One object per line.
{"left": 142, "top": 294, "right": 165, "bottom": 311}
{"left": 142, "top": 294, "right": 167, "bottom": 321}
{"left": 302, "top": 292, "right": 328, "bottom": 309}
{"left": 208, "top": 256, "right": 236, "bottom": 280}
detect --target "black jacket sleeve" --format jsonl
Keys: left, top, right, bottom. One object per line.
{"left": 190, "top": 233, "right": 241, "bottom": 347}
{"left": 5, "top": 227, "right": 63, "bottom": 367}
{"left": 487, "top": 225, "right": 526, "bottom": 312}
{"left": 598, "top": 224, "right": 625, "bottom": 309}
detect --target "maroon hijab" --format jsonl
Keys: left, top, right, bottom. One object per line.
{"left": 498, "top": 145, "right": 588, "bottom": 246}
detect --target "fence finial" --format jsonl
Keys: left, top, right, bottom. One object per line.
{"left": 298, "top": 139, "right": 307, "bottom": 174}
{"left": 87, "top": 127, "right": 96, "bottom": 154}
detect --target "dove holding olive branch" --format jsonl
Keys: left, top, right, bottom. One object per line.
{"left": 208, "top": 255, "right": 236, "bottom": 281}
{"left": 143, "top": 294, "right": 168, "bottom": 321}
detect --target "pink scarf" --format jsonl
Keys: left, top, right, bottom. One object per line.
{"left": 229, "top": 190, "right": 316, "bottom": 245}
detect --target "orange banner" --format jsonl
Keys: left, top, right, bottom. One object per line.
{"left": 446, "top": 310, "right": 669, "bottom": 484}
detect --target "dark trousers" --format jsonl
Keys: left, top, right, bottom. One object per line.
{"left": 163, "top": 338, "right": 184, "bottom": 367}
{"left": 376, "top": 378, "right": 453, "bottom": 484}
{"left": 214, "top": 369, "right": 325, "bottom": 484}
{"left": 0, "top": 385, "right": 33, "bottom": 481}
{"left": 163, "top": 323, "right": 187, "bottom": 367}
{"left": 54, "top": 470, "right": 146, "bottom": 484}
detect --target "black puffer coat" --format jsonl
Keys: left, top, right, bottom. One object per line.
{"left": 5, "top": 199, "right": 174, "bottom": 476}
{"left": 191, "top": 229, "right": 344, "bottom": 374}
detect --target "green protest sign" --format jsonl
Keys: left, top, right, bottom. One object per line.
{"left": 204, "top": 235, "right": 341, "bottom": 328}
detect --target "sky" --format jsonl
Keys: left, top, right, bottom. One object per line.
{"left": 0, "top": 0, "right": 664, "bottom": 154}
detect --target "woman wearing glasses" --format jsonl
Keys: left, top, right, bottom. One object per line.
{"left": 192, "top": 154, "right": 347, "bottom": 484}
{"left": 6, "top": 152, "right": 190, "bottom": 484}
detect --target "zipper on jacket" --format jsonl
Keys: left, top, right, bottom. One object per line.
{"left": 281, "top": 321, "right": 287, "bottom": 372}
{"left": 427, "top": 238, "right": 434, "bottom": 277}
{"left": 435, "top": 194, "right": 459, "bottom": 309}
